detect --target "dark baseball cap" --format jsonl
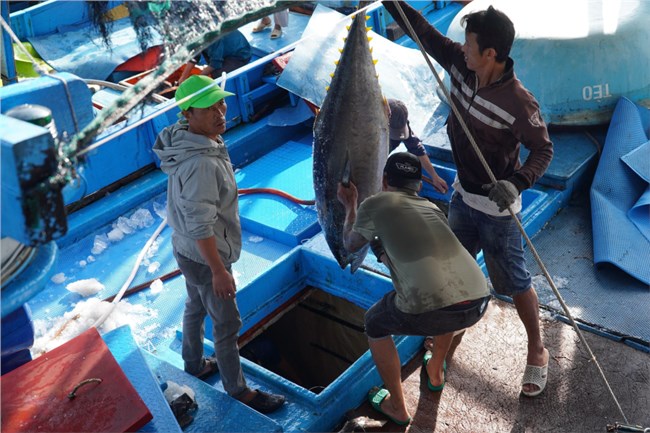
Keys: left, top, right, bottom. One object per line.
{"left": 388, "top": 99, "right": 410, "bottom": 140}
{"left": 384, "top": 152, "right": 422, "bottom": 191}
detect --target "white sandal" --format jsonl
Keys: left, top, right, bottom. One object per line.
{"left": 270, "top": 27, "right": 282, "bottom": 39}
{"left": 521, "top": 361, "right": 548, "bottom": 397}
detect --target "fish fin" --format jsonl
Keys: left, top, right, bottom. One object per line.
{"left": 341, "top": 157, "right": 351, "bottom": 187}
{"left": 349, "top": 246, "right": 370, "bottom": 273}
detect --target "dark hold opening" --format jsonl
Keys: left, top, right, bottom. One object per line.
{"left": 241, "top": 287, "right": 369, "bottom": 394}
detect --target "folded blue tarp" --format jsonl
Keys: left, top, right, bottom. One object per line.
{"left": 590, "top": 97, "right": 650, "bottom": 285}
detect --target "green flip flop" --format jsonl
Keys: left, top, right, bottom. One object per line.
{"left": 367, "top": 387, "right": 412, "bottom": 426}
{"left": 423, "top": 351, "right": 446, "bottom": 392}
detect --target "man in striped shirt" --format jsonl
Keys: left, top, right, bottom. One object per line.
{"left": 384, "top": 1, "right": 553, "bottom": 398}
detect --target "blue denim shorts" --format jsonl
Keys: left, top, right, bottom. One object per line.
{"left": 448, "top": 192, "right": 532, "bottom": 296}
{"left": 365, "top": 292, "right": 490, "bottom": 339}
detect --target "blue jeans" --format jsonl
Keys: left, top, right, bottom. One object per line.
{"left": 174, "top": 251, "right": 248, "bottom": 398}
{"left": 365, "top": 292, "right": 490, "bottom": 339}
{"left": 448, "top": 192, "right": 531, "bottom": 296}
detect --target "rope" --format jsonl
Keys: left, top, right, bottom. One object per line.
{"left": 391, "top": 1, "right": 628, "bottom": 423}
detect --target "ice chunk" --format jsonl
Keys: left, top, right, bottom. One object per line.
{"left": 51, "top": 273, "right": 66, "bottom": 284}
{"left": 31, "top": 298, "right": 156, "bottom": 356}
{"left": 65, "top": 278, "right": 104, "bottom": 296}
{"left": 130, "top": 208, "right": 154, "bottom": 229}
{"left": 91, "top": 234, "right": 109, "bottom": 255}
{"left": 232, "top": 269, "right": 241, "bottom": 285}
{"left": 145, "top": 239, "right": 160, "bottom": 260}
{"left": 115, "top": 216, "right": 135, "bottom": 234}
{"left": 150, "top": 279, "right": 163, "bottom": 295}
{"left": 147, "top": 261, "right": 161, "bottom": 274}
{"left": 153, "top": 201, "right": 167, "bottom": 219}
{"left": 107, "top": 227, "right": 125, "bottom": 242}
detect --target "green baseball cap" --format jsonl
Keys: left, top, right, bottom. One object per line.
{"left": 175, "top": 75, "right": 235, "bottom": 111}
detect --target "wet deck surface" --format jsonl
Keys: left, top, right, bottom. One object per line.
{"left": 343, "top": 298, "right": 650, "bottom": 433}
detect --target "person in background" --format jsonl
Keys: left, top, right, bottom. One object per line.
{"left": 383, "top": 1, "right": 553, "bottom": 397}
{"left": 338, "top": 152, "right": 490, "bottom": 425}
{"left": 388, "top": 98, "right": 448, "bottom": 194}
{"left": 153, "top": 75, "right": 285, "bottom": 414}
{"left": 179, "top": 30, "right": 251, "bottom": 84}
{"left": 252, "top": 9, "right": 289, "bottom": 39}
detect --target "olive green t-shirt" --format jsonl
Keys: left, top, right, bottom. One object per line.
{"left": 354, "top": 191, "right": 488, "bottom": 314}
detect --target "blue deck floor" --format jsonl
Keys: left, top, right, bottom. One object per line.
{"left": 524, "top": 191, "right": 650, "bottom": 350}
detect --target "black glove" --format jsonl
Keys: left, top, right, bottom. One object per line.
{"left": 482, "top": 180, "right": 519, "bottom": 212}
{"left": 369, "top": 236, "right": 385, "bottom": 262}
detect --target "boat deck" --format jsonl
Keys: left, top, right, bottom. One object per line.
{"left": 346, "top": 296, "right": 650, "bottom": 433}
{"left": 20, "top": 121, "right": 650, "bottom": 432}
{"left": 345, "top": 162, "right": 650, "bottom": 432}
{"left": 3, "top": 2, "right": 649, "bottom": 432}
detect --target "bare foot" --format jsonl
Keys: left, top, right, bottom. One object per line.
{"left": 426, "top": 358, "right": 445, "bottom": 387}
{"left": 236, "top": 388, "right": 257, "bottom": 404}
{"left": 526, "top": 344, "right": 548, "bottom": 366}
{"left": 378, "top": 392, "right": 411, "bottom": 424}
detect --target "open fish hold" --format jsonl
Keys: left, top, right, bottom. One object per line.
{"left": 313, "top": 10, "right": 389, "bottom": 272}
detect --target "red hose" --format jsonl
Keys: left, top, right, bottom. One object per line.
{"left": 238, "top": 188, "right": 315, "bottom": 205}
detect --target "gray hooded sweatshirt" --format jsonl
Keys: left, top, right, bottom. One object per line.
{"left": 153, "top": 121, "right": 241, "bottom": 266}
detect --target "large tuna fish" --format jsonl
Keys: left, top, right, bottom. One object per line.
{"left": 313, "top": 10, "right": 389, "bottom": 272}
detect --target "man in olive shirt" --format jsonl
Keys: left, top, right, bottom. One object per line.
{"left": 338, "top": 152, "right": 490, "bottom": 425}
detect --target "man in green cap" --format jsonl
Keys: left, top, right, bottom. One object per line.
{"left": 153, "top": 75, "right": 286, "bottom": 414}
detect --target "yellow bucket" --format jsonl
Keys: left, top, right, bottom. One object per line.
{"left": 13, "top": 42, "right": 53, "bottom": 78}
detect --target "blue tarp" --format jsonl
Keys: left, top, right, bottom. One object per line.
{"left": 622, "top": 141, "right": 650, "bottom": 241}
{"left": 590, "top": 97, "right": 650, "bottom": 285}
{"left": 276, "top": 4, "right": 451, "bottom": 146}
{"left": 27, "top": 18, "right": 162, "bottom": 81}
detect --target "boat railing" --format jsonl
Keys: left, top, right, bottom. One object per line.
{"left": 9, "top": 0, "right": 95, "bottom": 39}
